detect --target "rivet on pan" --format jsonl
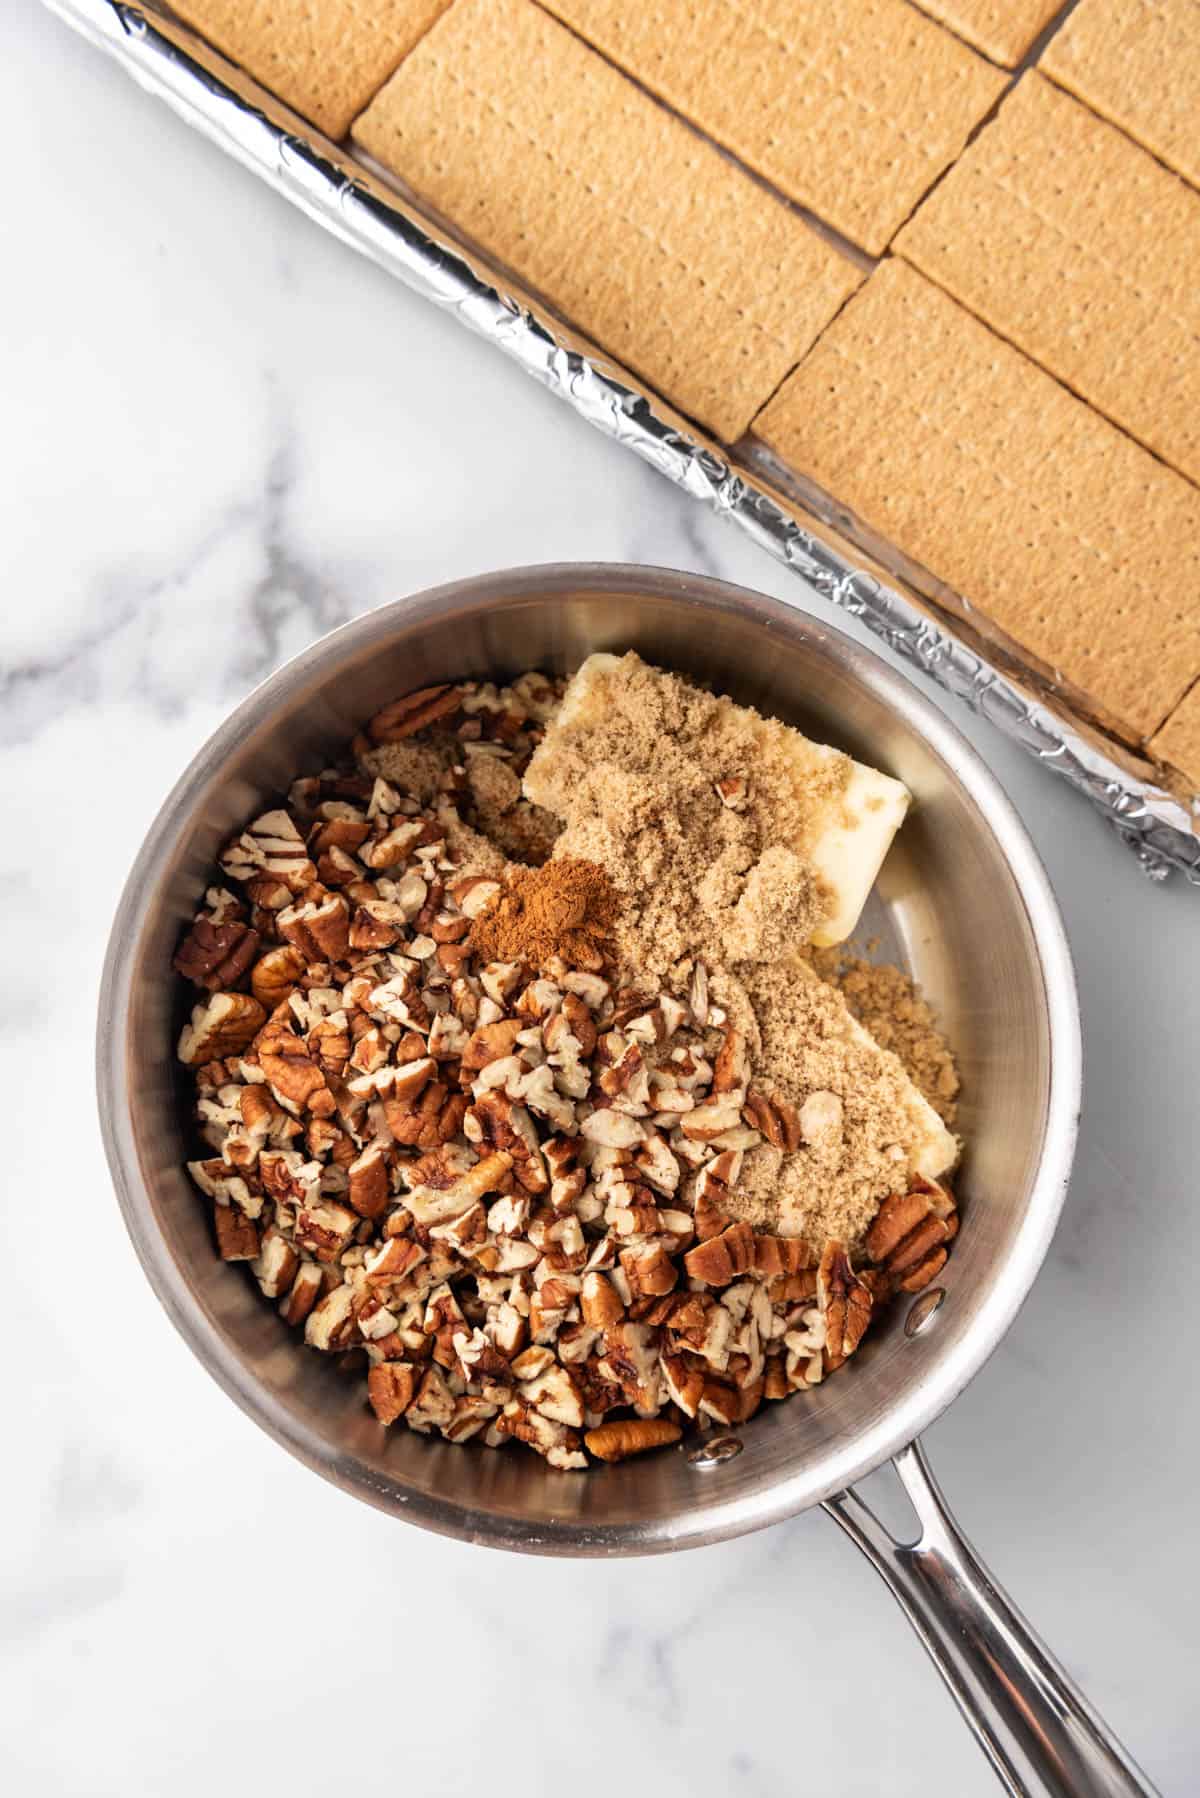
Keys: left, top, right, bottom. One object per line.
{"left": 688, "top": 1434, "right": 744, "bottom": 1468}
{"left": 905, "top": 1286, "right": 946, "bottom": 1338}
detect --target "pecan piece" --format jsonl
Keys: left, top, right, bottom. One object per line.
{"left": 620, "top": 1242, "right": 678, "bottom": 1298}
{"left": 252, "top": 1227, "right": 299, "bottom": 1299}
{"left": 683, "top": 1220, "right": 756, "bottom": 1287}
{"left": 866, "top": 1182, "right": 957, "bottom": 1293}
{"left": 742, "top": 1088, "right": 802, "bottom": 1152}
{"left": 818, "top": 1241, "right": 873, "bottom": 1368}
{"left": 753, "top": 1234, "right": 814, "bottom": 1278}
{"left": 584, "top": 1418, "right": 682, "bottom": 1463}
{"left": 580, "top": 1269, "right": 625, "bottom": 1327}
{"left": 304, "top": 1283, "right": 357, "bottom": 1350}
{"left": 303, "top": 894, "right": 351, "bottom": 963}
{"left": 461, "top": 1018, "right": 524, "bottom": 1073}
{"left": 220, "top": 809, "right": 315, "bottom": 891}
{"left": 250, "top": 944, "right": 305, "bottom": 1009}
{"left": 280, "top": 1262, "right": 324, "bottom": 1327}
{"left": 367, "top": 1363, "right": 417, "bottom": 1425}
{"left": 178, "top": 992, "right": 267, "bottom": 1067}
{"left": 213, "top": 1205, "right": 260, "bottom": 1261}
{"left": 258, "top": 1023, "right": 327, "bottom": 1110}
{"left": 173, "top": 916, "right": 260, "bottom": 991}
{"left": 368, "top": 686, "right": 463, "bottom": 742}
{"left": 711, "top": 1028, "right": 749, "bottom": 1096}
{"left": 347, "top": 1144, "right": 390, "bottom": 1220}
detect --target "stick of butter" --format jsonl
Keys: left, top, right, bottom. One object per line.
{"left": 533, "top": 652, "right": 909, "bottom": 947}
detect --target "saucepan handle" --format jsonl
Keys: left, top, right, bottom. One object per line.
{"left": 823, "top": 1440, "right": 1157, "bottom": 1797}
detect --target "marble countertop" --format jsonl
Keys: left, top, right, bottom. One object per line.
{"left": 5, "top": 8, "right": 1196, "bottom": 1794}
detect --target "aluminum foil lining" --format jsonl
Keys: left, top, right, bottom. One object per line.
{"left": 45, "top": 0, "right": 1200, "bottom": 885}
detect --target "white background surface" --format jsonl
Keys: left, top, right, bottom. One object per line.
{"left": 4, "top": 8, "right": 1197, "bottom": 1794}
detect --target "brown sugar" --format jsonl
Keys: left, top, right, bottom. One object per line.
{"left": 468, "top": 856, "right": 617, "bottom": 970}
{"left": 715, "top": 957, "right": 955, "bottom": 1248}
{"left": 524, "top": 652, "right": 845, "bottom": 982}
{"left": 810, "top": 947, "right": 960, "bottom": 1126}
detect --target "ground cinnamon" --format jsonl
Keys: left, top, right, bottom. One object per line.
{"left": 467, "top": 856, "right": 616, "bottom": 970}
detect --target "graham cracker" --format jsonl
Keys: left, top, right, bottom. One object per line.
{"left": 754, "top": 260, "right": 1200, "bottom": 743}
{"left": 911, "top": 0, "right": 1061, "bottom": 65}
{"left": 353, "top": 0, "right": 861, "bottom": 440}
{"left": 169, "top": 0, "right": 451, "bottom": 140}
{"left": 896, "top": 74, "right": 1200, "bottom": 486}
{"left": 534, "top": 0, "right": 1005, "bottom": 254}
{"left": 1149, "top": 683, "right": 1200, "bottom": 790}
{"left": 1042, "top": 0, "right": 1200, "bottom": 192}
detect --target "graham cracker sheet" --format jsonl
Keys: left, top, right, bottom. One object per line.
{"left": 911, "top": 0, "right": 1063, "bottom": 65}
{"left": 534, "top": 0, "right": 1005, "bottom": 254}
{"left": 896, "top": 73, "right": 1200, "bottom": 486}
{"left": 1042, "top": 0, "right": 1200, "bottom": 193}
{"left": 353, "top": 0, "right": 862, "bottom": 441}
{"left": 754, "top": 259, "right": 1200, "bottom": 745}
{"left": 169, "top": 0, "right": 451, "bottom": 139}
{"left": 1150, "top": 683, "right": 1200, "bottom": 791}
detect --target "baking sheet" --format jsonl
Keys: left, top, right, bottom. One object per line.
{"left": 42, "top": 0, "right": 1200, "bottom": 884}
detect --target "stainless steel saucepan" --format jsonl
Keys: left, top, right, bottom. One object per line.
{"left": 97, "top": 565, "right": 1155, "bottom": 1797}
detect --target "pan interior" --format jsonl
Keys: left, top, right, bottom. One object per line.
{"left": 104, "top": 568, "right": 1073, "bottom": 1553}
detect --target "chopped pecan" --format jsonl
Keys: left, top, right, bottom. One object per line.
{"left": 714, "top": 776, "right": 749, "bottom": 811}
{"left": 367, "top": 1362, "right": 417, "bottom": 1424}
{"left": 461, "top": 1018, "right": 523, "bottom": 1072}
{"left": 453, "top": 875, "right": 504, "bottom": 920}
{"left": 213, "top": 1205, "right": 260, "bottom": 1261}
{"left": 178, "top": 992, "right": 267, "bottom": 1067}
{"left": 683, "top": 1220, "right": 756, "bottom": 1287}
{"left": 359, "top": 820, "right": 426, "bottom": 872}
{"left": 818, "top": 1241, "right": 873, "bottom": 1368}
{"left": 584, "top": 1418, "right": 682, "bottom": 1463}
{"left": 406, "top": 1365, "right": 457, "bottom": 1434}
{"left": 347, "top": 1144, "right": 390, "bottom": 1220}
{"left": 753, "top": 1234, "right": 814, "bottom": 1278}
{"left": 866, "top": 1183, "right": 957, "bottom": 1293}
{"left": 220, "top": 809, "right": 315, "bottom": 891}
{"left": 679, "top": 1096, "right": 744, "bottom": 1141}
{"left": 296, "top": 1199, "right": 359, "bottom": 1264}
{"left": 303, "top": 894, "right": 351, "bottom": 962}
{"left": 699, "top": 1375, "right": 764, "bottom": 1426}
{"left": 467, "top": 1093, "right": 548, "bottom": 1192}
{"left": 173, "top": 916, "right": 260, "bottom": 991}
{"left": 620, "top": 1241, "right": 678, "bottom": 1298}
{"left": 280, "top": 1262, "right": 324, "bottom": 1327}
{"left": 386, "top": 1081, "right": 467, "bottom": 1150}
{"left": 250, "top": 944, "right": 306, "bottom": 1010}
{"left": 693, "top": 1194, "right": 732, "bottom": 1242}
{"left": 742, "top": 1088, "right": 802, "bottom": 1152}
{"left": 308, "top": 1016, "right": 351, "bottom": 1077}
{"left": 257, "top": 1023, "right": 327, "bottom": 1109}
{"left": 368, "top": 686, "right": 463, "bottom": 742}
{"left": 580, "top": 1107, "right": 645, "bottom": 1149}
{"left": 711, "top": 1028, "right": 749, "bottom": 1096}
{"left": 364, "top": 1236, "right": 428, "bottom": 1285}
{"left": 304, "top": 1282, "right": 357, "bottom": 1350}
{"left": 580, "top": 1269, "right": 625, "bottom": 1327}
{"left": 662, "top": 1352, "right": 706, "bottom": 1418}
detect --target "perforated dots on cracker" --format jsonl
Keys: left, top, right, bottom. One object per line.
{"left": 354, "top": 0, "right": 860, "bottom": 440}
{"left": 170, "top": 0, "right": 451, "bottom": 139}
{"left": 537, "top": 0, "right": 1004, "bottom": 253}
{"left": 755, "top": 260, "right": 1200, "bottom": 744}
